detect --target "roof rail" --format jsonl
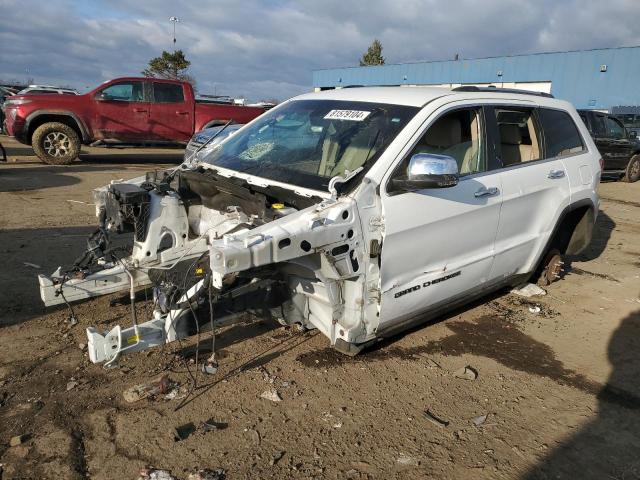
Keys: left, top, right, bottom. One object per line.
{"left": 342, "top": 84, "right": 401, "bottom": 88}
{"left": 452, "top": 86, "right": 554, "bottom": 98}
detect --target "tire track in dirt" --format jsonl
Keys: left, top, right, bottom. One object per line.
{"left": 599, "top": 196, "right": 640, "bottom": 209}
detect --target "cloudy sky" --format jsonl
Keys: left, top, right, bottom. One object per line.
{"left": 1, "top": 0, "right": 639, "bottom": 101}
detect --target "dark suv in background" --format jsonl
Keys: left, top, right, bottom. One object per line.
{"left": 578, "top": 109, "right": 640, "bottom": 182}
{"left": 615, "top": 113, "right": 640, "bottom": 139}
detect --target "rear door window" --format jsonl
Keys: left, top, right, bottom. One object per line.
{"left": 494, "top": 107, "right": 542, "bottom": 167}
{"left": 153, "top": 83, "right": 184, "bottom": 103}
{"left": 537, "top": 108, "right": 585, "bottom": 158}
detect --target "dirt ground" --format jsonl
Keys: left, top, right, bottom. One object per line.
{"left": 0, "top": 134, "right": 639, "bottom": 480}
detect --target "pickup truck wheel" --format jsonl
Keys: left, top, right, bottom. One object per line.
{"left": 623, "top": 155, "right": 640, "bottom": 183}
{"left": 32, "top": 122, "right": 80, "bottom": 165}
{"left": 537, "top": 249, "right": 564, "bottom": 287}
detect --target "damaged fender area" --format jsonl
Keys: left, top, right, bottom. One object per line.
{"left": 40, "top": 167, "right": 385, "bottom": 364}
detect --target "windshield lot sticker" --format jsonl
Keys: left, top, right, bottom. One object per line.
{"left": 324, "top": 110, "right": 371, "bottom": 121}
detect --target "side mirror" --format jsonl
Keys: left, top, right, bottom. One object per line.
{"left": 95, "top": 92, "right": 109, "bottom": 101}
{"left": 392, "top": 153, "right": 459, "bottom": 192}
{"left": 629, "top": 130, "right": 637, "bottom": 139}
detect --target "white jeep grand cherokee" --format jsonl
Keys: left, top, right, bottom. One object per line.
{"left": 39, "top": 86, "right": 600, "bottom": 364}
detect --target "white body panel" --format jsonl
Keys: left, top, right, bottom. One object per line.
{"left": 491, "top": 158, "right": 571, "bottom": 278}
{"left": 379, "top": 174, "right": 502, "bottom": 324}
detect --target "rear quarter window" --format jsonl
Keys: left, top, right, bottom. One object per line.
{"left": 538, "top": 108, "right": 585, "bottom": 158}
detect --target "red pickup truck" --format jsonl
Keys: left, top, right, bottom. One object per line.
{"left": 3, "top": 77, "right": 265, "bottom": 164}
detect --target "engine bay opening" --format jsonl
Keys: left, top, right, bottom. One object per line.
{"left": 40, "top": 164, "right": 374, "bottom": 366}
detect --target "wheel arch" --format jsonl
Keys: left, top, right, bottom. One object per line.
{"left": 539, "top": 199, "right": 597, "bottom": 263}
{"left": 25, "top": 111, "right": 89, "bottom": 144}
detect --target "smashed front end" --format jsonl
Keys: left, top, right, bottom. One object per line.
{"left": 39, "top": 166, "right": 382, "bottom": 365}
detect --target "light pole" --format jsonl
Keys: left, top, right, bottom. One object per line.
{"left": 169, "top": 16, "right": 180, "bottom": 51}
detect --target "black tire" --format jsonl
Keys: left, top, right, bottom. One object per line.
{"left": 32, "top": 122, "right": 80, "bottom": 165}
{"left": 623, "top": 154, "right": 640, "bottom": 183}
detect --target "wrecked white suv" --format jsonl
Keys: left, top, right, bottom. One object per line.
{"left": 38, "top": 86, "right": 601, "bottom": 365}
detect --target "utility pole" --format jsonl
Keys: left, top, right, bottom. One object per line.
{"left": 169, "top": 16, "right": 180, "bottom": 51}
{"left": 169, "top": 16, "right": 180, "bottom": 78}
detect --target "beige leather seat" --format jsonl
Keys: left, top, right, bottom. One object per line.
{"left": 319, "top": 121, "right": 382, "bottom": 177}
{"left": 414, "top": 116, "right": 478, "bottom": 174}
{"left": 499, "top": 124, "right": 532, "bottom": 166}
{"left": 418, "top": 116, "right": 461, "bottom": 154}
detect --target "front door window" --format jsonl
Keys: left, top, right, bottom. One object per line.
{"left": 407, "top": 108, "right": 486, "bottom": 176}
{"left": 100, "top": 82, "right": 144, "bottom": 102}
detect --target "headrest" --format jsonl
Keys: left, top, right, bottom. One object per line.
{"left": 500, "top": 124, "right": 522, "bottom": 145}
{"left": 424, "top": 116, "right": 462, "bottom": 148}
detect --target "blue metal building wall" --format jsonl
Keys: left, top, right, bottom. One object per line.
{"left": 312, "top": 46, "right": 640, "bottom": 110}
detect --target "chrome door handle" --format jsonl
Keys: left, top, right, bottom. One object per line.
{"left": 176, "top": 111, "right": 190, "bottom": 115}
{"left": 548, "top": 169, "right": 566, "bottom": 179}
{"left": 474, "top": 187, "right": 499, "bottom": 197}
{"left": 133, "top": 108, "right": 148, "bottom": 113}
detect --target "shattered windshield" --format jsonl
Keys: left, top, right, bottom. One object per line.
{"left": 202, "top": 99, "right": 418, "bottom": 192}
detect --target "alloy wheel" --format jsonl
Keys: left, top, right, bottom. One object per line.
{"left": 43, "top": 131, "right": 71, "bottom": 157}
